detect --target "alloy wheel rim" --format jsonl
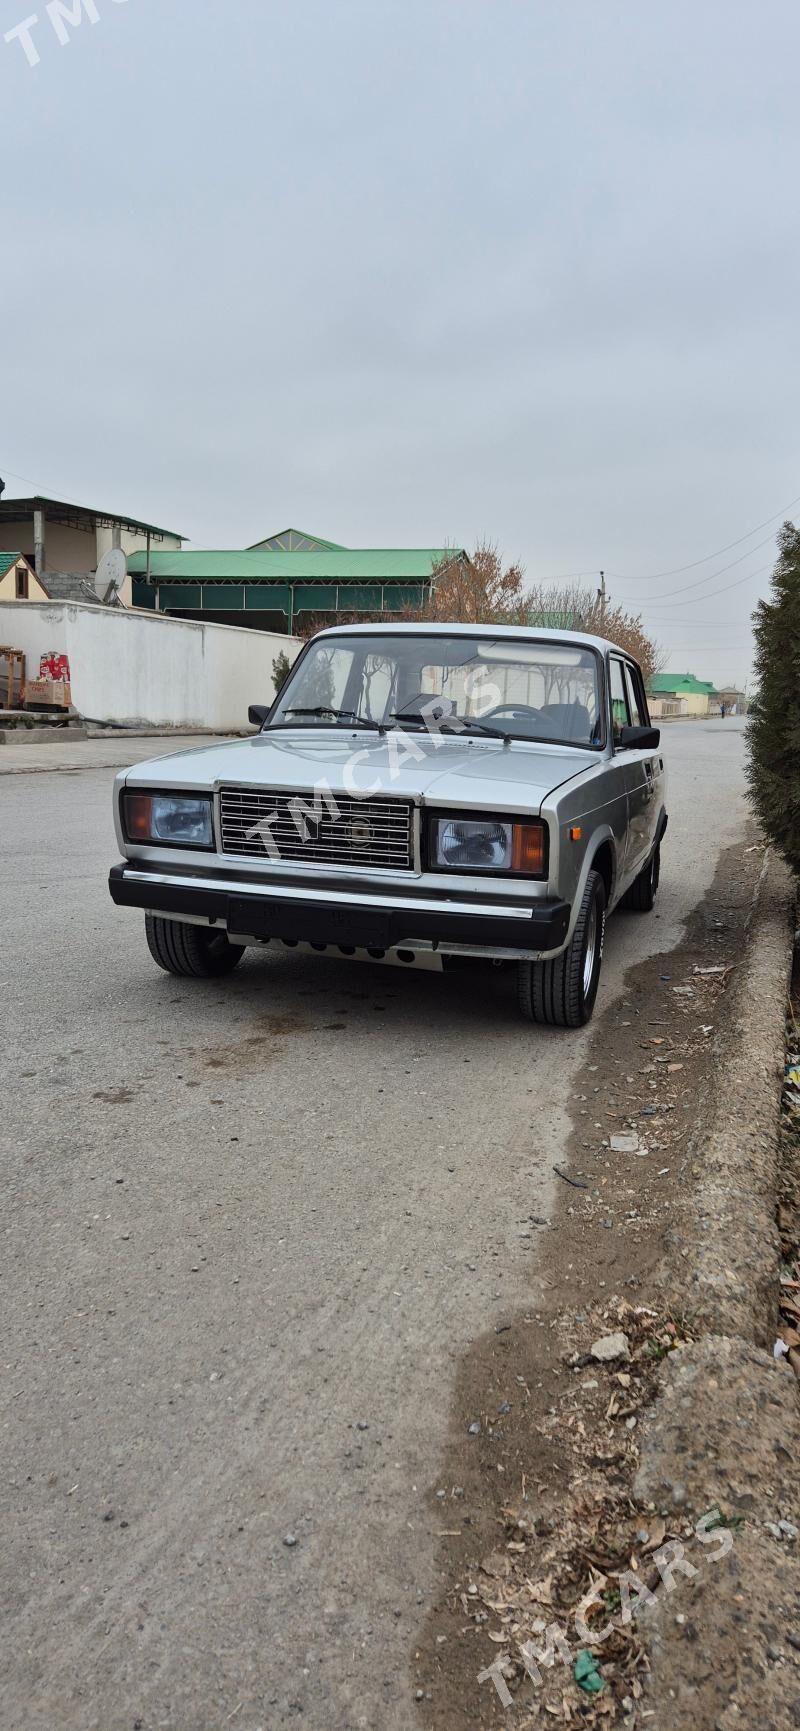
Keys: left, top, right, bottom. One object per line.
{"left": 582, "top": 900, "right": 598, "bottom": 997}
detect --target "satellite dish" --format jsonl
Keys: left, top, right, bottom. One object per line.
{"left": 95, "top": 547, "right": 128, "bottom": 604}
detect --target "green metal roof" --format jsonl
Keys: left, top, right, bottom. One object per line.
{"left": 127, "top": 548, "right": 462, "bottom": 581}
{"left": 649, "top": 673, "right": 716, "bottom": 695}
{"left": 0, "top": 551, "right": 24, "bottom": 577}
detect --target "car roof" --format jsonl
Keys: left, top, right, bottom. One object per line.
{"left": 311, "top": 621, "right": 628, "bottom": 657}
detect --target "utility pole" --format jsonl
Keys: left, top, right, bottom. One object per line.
{"left": 598, "top": 570, "right": 607, "bottom": 629}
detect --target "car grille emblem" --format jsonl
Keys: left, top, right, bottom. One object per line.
{"left": 350, "top": 817, "right": 373, "bottom": 849}
{"left": 302, "top": 815, "right": 322, "bottom": 843}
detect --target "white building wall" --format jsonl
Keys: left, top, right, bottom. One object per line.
{"left": 95, "top": 525, "right": 183, "bottom": 562}
{"left": 0, "top": 521, "right": 96, "bottom": 571}
{"left": 0, "top": 600, "right": 300, "bottom": 729}
{"left": 0, "top": 520, "right": 183, "bottom": 576}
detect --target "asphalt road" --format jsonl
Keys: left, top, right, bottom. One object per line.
{"left": 0, "top": 719, "right": 748, "bottom": 1731}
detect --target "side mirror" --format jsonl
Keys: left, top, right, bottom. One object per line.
{"left": 248, "top": 704, "right": 270, "bottom": 729}
{"left": 618, "top": 724, "right": 660, "bottom": 750}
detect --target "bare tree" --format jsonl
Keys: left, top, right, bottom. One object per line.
{"left": 527, "top": 583, "right": 666, "bottom": 690}
{"left": 402, "top": 542, "right": 530, "bottom": 626}
{"left": 299, "top": 551, "right": 665, "bottom": 691}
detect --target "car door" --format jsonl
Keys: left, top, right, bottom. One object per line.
{"left": 620, "top": 659, "right": 662, "bottom": 876}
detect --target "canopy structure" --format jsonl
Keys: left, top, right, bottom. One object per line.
{"left": 128, "top": 531, "right": 466, "bottom": 633}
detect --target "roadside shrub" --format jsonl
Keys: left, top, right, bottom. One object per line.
{"left": 746, "top": 521, "right": 800, "bottom": 873}
{"left": 272, "top": 650, "right": 293, "bottom": 695}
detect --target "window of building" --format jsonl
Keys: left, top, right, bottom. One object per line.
{"left": 15, "top": 566, "right": 29, "bottom": 599}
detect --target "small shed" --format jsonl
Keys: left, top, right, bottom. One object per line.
{"left": 0, "top": 552, "right": 48, "bottom": 602}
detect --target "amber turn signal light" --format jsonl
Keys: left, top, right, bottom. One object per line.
{"left": 124, "top": 793, "right": 154, "bottom": 840}
{"left": 512, "top": 822, "right": 546, "bottom": 876}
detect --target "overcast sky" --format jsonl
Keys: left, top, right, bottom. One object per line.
{"left": 3, "top": 0, "right": 799, "bottom": 685}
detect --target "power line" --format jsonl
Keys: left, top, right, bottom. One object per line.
{"left": 532, "top": 570, "right": 604, "bottom": 582}
{"left": 614, "top": 533, "right": 778, "bottom": 603}
{"left": 637, "top": 560, "right": 773, "bottom": 609}
{"left": 0, "top": 459, "right": 148, "bottom": 522}
{"left": 0, "top": 460, "right": 72, "bottom": 495}
{"left": 606, "top": 488, "right": 800, "bottom": 581}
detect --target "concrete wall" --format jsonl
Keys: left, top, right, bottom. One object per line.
{"left": 650, "top": 696, "right": 687, "bottom": 719}
{"left": 0, "top": 600, "right": 301, "bottom": 729}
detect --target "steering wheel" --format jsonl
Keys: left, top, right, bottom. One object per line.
{"left": 483, "top": 703, "right": 545, "bottom": 722}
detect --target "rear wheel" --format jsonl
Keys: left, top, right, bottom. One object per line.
{"left": 621, "top": 843, "right": 660, "bottom": 913}
{"left": 145, "top": 914, "right": 245, "bottom": 978}
{"left": 517, "top": 869, "right": 606, "bottom": 1028}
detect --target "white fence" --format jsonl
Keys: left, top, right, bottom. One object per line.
{"left": 0, "top": 600, "right": 301, "bottom": 730}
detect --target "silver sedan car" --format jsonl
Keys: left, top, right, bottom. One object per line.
{"left": 109, "top": 624, "right": 667, "bottom": 1027}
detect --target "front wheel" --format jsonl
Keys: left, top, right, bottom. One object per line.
{"left": 145, "top": 914, "right": 245, "bottom": 978}
{"left": 517, "top": 869, "right": 606, "bottom": 1028}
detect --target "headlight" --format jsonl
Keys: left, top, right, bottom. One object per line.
{"left": 123, "top": 792, "right": 213, "bottom": 849}
{"left": 435, "top": 817, "right": 513, "bottom": 871}
{"left": 430, "top": 816, "right": 546, "bottom": 876}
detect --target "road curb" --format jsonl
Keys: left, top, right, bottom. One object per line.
{"left": 636, "top": 850, "right": 800, "bottom": 1726}
{"left": 655, "top": 848, "right": 795, "bottom": 1346}
{"left": 634, "top": 1334, "right": 800, "bottom": 1729}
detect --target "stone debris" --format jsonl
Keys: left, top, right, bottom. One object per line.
{"left": 590, "top": 1330, "right": 630, "bottom": 1362}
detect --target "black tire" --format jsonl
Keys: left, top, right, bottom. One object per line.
{"left": 620, "top": 843, "right": 660, "bottom": 913}
{"left": 517, "top": 869, "right": 606, "bottom": 1028}
{"left": 144, "top": 914, "right": 245, "bottom": 978}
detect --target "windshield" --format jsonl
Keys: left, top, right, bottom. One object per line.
{"left": 272, "top": 633, "right": 603, "bottom": 747}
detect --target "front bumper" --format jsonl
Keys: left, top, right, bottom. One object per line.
{"left": 109, "top": 863, "right": 571, "bottom": 959}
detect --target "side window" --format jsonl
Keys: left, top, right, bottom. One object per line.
{"left": 609, "top": 658, "right": 630, "bottom": 744}
{"left": 623, "top": 663, "right": 647, "bottom": 727}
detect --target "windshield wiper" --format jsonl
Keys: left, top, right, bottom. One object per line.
{"left": 390, "top": 711, "right": 511, "bottom": 743}
{"left": 283, "top": 706, "right": 383, "bottom": 732}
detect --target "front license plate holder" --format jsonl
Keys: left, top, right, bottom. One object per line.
{"left": 227, "top": 895, "right": 393, "bottom": 949}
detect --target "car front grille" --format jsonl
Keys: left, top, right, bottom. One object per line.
{"left": 219, "top": 787, "right": 414, "bottom": 871}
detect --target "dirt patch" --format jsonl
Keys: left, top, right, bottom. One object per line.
{"left": 412, "top": 834, "right": 785, "bottom": 1728}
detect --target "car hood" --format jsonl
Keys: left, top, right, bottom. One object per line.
{"left": 123, "top": 729, "right": 598, "bottom": 814}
